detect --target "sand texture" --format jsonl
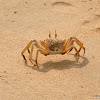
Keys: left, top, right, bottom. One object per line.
{"left": 0, "top": 0, "right": 100, "bottom": 100}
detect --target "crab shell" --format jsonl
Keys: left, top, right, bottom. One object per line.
{"left": 40, "top": 39, "right": 66, "bottom": 54}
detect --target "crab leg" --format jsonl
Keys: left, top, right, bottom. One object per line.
{"left": 21, "top": 40, "right": 36, "bottom": 62}
{"left": 72, "top": 37, "right": 85, "bottom": 54}
{"left": 63, "top": 45, "right": 80, "bottom": 59}
{"left": 63, "top": 37, "right": 73, "bottom": 50}
{"left": 29, "top": 43, "right": 36, "bottom": 65}
{"left": 64, "top": 37, "right": 85, "bottom": 54}
{"left": 71, "top": 37, "right": 85, "bottom": 54}
{"left": 29, "top": 46, "right": 48, "bottom": 67}
{"left": 29, "top": 44, "right": 39, "bottom": 67}
{"left": 36, "top": 49, "right": 48, "bottom": 68}
{"left": 35, "top": 50, "right": 39, "bottom": 67}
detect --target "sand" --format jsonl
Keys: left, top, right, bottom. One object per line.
{"left": 0, "top": 0, "right": 100, "bottom": 100}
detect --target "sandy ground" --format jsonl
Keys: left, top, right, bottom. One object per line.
{"left": 0, "top": 0, "right": 100, "bottom": 100}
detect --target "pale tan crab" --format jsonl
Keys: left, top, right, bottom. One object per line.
{"left": 21, "top": 30, "right": 85, "bottom": 68}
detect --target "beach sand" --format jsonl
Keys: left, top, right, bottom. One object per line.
{"left": 0, "top": 0, "right": 100, "bottom": 100}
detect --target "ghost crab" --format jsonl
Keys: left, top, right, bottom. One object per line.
{"left": 21, "top": 30, "right": 85, "bottom": 68}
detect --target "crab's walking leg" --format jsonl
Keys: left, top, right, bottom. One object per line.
{"left": 28, "top": 49, "right": 30, "bottom": 53}
{"left": 29, "top": 43, "right": 36, "bottom": 65}
{"left": 64, "top": 37, "right": 85, "bottom": 55}
{"left": 72, "top": 37, "right": 85, "bottom": 54}
{"left": 35, "top": 50, "right": 39, "bottom": 67}
{"left": 35, "top": 49, "right": 49, "bottom": 68}
{"left": 29, "top": 45, "right": 48, "bottom": 67}
{"left": 63, "top": 39, "right": 74, "bottom": 53}
{"left": 63, "top": 37, "right": 73, "bottom": 50}
{"left": 36, "top": 49, "right": 48, "bottom": 68}
{"left": 29, "top": 44, "right": 39, "bottom": 67}
{"left": 63, "top": 46, "right": 80, "bottom": 59}
{"left": 21, "top": 40, "right": 36, "bottom": 63}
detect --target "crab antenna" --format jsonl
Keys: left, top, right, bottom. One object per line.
{"left": 55, "top": 30, "right": 57, "bottom": 38}
{"left": 49, "top": 31, "right": 51, "bottom": 38}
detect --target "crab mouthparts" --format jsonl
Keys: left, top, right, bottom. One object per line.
{"left": 49, "top": 45, "right": 59, "bottom": 51}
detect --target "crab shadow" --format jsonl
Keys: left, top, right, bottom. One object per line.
{"left": 25, "top": 54, "right": 89, "bottom": 72}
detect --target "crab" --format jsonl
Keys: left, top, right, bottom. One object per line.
{"left": 21, "top": 30, "right": 85, "bottom": 68}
